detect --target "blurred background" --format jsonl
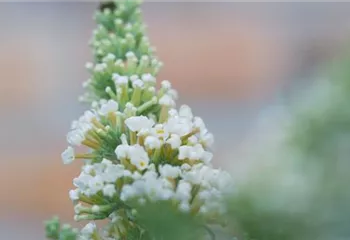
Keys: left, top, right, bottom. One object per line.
{"left": 1, "top": 2, "right": 350, "bottom": 239}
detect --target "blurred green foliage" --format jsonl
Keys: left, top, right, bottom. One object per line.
{"left": 225, "top": 50, "right": 350, "bottom": 240}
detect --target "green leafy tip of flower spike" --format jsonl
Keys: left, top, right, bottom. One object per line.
{"left": 81, "top": 0, "right": 163, "bottom": 103}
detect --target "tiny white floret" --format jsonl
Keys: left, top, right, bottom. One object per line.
{"left": 61, "top": 146, "right": 75, "bottom": 164}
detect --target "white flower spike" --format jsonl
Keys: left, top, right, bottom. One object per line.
{"left": 51, "top": 2, "right": 233, "bottom": 240}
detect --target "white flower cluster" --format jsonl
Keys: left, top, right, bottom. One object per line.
{"left": 62, "top": 72, "right": 233, "bottom": 238}
{"left": 71, "top": 158, "right": 231, "bottom": 216}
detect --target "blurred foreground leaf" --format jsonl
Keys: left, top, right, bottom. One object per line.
{"left": 135, "top": 201, "right": 204, "bottom": 240}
